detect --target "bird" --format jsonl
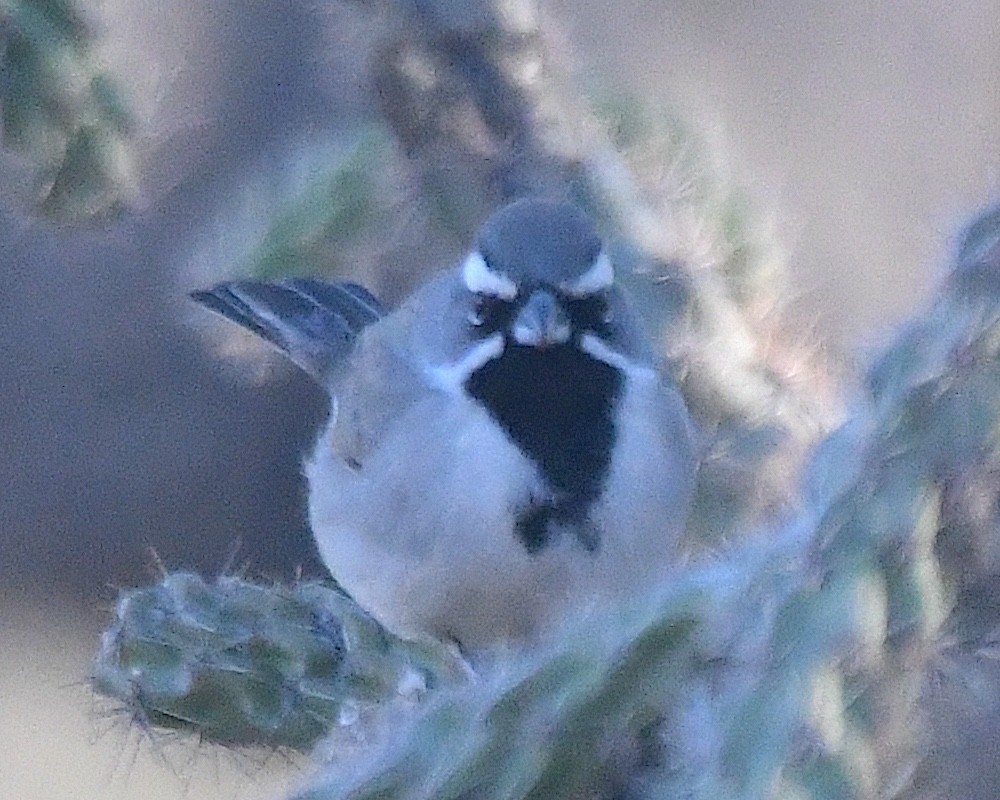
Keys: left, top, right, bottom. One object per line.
{"left": 192, "top": 198, "right": 697, "bottom": 651}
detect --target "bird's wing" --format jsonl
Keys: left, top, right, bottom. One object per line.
{"left": 323, "top": 270, "right": 475, "bottom": 468}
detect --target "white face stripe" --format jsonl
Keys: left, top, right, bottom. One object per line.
{"left": 562, "top": 251, "right": 614, "bottom": 297}
{"left": 461, "top": 251, "right": 518, "bottom": 299}
{"left": 426, "top": 333, "right": 505, "bottom": 393}
{"left": 579, "top": 333, "right": 657, "bottom": 382}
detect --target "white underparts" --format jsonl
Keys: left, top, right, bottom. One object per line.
{"left": 461, "top": 251, "right": 518, "bottom": 299}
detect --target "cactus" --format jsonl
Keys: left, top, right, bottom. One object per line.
{"left": 92, "top": 572, "right": 465, "bottom": 751}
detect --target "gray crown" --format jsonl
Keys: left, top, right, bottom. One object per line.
{"left": 475, "top": 199, "right": 603, "bottom": 287}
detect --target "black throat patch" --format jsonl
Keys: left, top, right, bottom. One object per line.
{"left": 464, "top": 343, "right": 622, "bottom": 554}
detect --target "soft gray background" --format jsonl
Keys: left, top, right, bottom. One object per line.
{"left": 3, "top": 2, "right": 997, "bottom": 798}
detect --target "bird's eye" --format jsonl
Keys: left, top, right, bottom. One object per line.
{"left": 468, "top": 295, "right": 513, "bottom": 332}
{"left": 567, "top": 293, "right": 612, "bottom": 332}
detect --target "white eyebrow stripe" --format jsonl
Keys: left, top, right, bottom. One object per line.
{"left": 426, "top": 333, "right": 505, "bottom": 392}
{"left": 461, "top": 251, "right": 518, "bottom": 299}
{"left": 562, "top": 251, "right": 614, "bottom": 296}
{"left": 579, "top": 333, "right": 657, "bottom": 382}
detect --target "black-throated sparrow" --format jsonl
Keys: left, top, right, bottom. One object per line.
{"left": 193, "top": 199, "right": 696, "bottom": 649}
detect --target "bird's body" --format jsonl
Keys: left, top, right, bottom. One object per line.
{"left": 193, "top": 199, "right": 696, "bottom": 650}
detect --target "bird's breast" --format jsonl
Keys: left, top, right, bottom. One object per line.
{"left": 464, "top": 344, "right": 622, "bottom": 551}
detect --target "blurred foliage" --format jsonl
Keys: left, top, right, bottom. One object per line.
{"left": 593, "top": 90, "right": 781, "bottom": 306}
{"left": 0, "top": 0, "right": 135, "bottom": 219}
{"left": 244, "top": 129, "right": 395, "bottom": 281}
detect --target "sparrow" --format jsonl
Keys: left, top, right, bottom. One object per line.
{"left": 192, "top": 198, "right": 696, "bottom": 650}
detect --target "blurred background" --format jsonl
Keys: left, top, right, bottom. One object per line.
{"left": 1, "top": 1, "right": 997, "bottom": 797}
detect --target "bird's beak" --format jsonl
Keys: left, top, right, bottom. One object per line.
{"left": 512, "top": 289, "right": 571, "bottom": 348}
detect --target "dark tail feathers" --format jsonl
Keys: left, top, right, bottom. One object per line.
{"left": 190, "top": 278, "right": 385, "bottom": 383}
